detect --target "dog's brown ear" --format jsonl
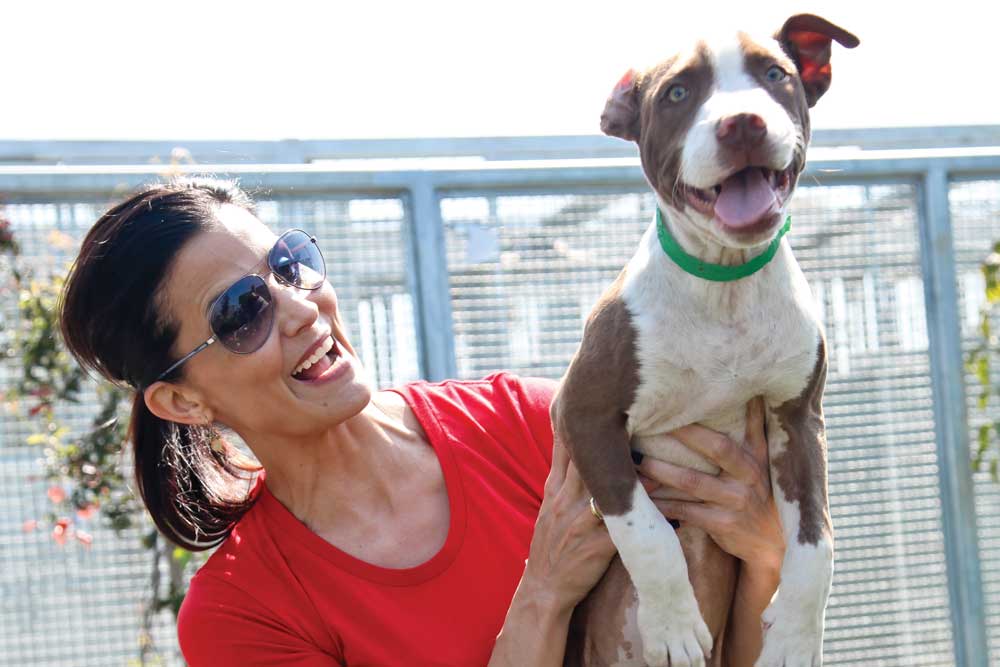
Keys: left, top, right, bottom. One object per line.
{"left": 600, "top": 69, "right": 641, "bottom": 142}
{"left": 777, "top": 14, "right": 859, "bottom": 107}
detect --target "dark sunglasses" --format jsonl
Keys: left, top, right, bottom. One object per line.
{"left": 155, "top": 229, "right": 326, "bottom": 382}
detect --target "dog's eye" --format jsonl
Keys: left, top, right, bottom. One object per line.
{"left": 665, "top": 85, "right": 689, "bottom": 103}
{"left": 766, "top": 65, "right": 788, "bottom": 82}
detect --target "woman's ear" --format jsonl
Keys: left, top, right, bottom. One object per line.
{"left": 143, "top": 381, "right": 214, "bottom": 425}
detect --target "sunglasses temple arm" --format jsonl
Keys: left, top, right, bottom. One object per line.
{"left": 154, "top": 337, "right": 216, "bottom": 382}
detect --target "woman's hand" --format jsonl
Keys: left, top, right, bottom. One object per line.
{"left": 638, "top": 398, "right": 785, "bottom": 578}
{"left": 490, "top": 438, "right": 617, "bottom": 667}
{"left": 520, "top": 436, "right": 618, "bottom": 614}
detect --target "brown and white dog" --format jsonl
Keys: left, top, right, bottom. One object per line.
{"left": 552, "top": 14, "right": 858, "bottom": 667}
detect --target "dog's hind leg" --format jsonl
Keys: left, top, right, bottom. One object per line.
{"left": 565, "top": 527, "right": 736, "bottom": 667}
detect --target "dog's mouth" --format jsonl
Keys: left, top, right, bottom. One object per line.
{"left": 683, "top": 166, "right": 793, "bottom": 234}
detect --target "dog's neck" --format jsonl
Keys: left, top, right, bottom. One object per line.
{"left": 656, "top": 199, "right": 777, "bottom": 270}
{"left": 646, "top": 201, "right": 792, "bottom": 312}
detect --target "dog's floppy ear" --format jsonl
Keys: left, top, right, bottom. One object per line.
{"left": 600, "top": 69, "right": 641, "bottom": 142}
{"left": 777, "top": 14, "right": 859, "bottom": 107}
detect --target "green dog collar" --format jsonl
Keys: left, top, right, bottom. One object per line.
{"left": 655, "top": 209, "right": 791, "bottom": 282}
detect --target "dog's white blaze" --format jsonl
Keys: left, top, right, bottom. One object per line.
{"left": 681, "top": 34, "right": 798, "bottom": 190}
{"left": 604, "top": 482, "right": 709, "bottom": 666}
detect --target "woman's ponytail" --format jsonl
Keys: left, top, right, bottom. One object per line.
{"left": 61, "top": 179, "right": 261, "bottom": 551}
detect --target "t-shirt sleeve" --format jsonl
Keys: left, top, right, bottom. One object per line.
{"left": 178, "top": 574, "right": 342, "bottom": 667}
{"left": 502, "top": 373, "right": 558, "bottom": 469}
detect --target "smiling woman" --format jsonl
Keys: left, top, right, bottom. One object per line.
{"left": 57, "top": 178, "right": 783, "bottom": 666}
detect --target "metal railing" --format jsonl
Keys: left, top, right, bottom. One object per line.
{"left": 2, "top": 133, "right": 1000, "bottom": 666}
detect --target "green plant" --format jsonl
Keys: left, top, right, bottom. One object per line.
{"left": 967, "top": 244, "right": 1000, "bottom": 481}
{"left": 1, "top": 208, "right": 199, "bottom": 664}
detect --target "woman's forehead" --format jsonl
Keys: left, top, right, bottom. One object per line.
{"left": 165, "top": 206, "right": 274, "bottom": 314}
{"left": 214, "top": 204, "right": 275, "bottom": 250}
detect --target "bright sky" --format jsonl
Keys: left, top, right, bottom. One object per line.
{"left": 2, "top": 0, "right": 996, "bottom": 140}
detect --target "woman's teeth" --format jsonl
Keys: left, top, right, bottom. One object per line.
{"left": 293, "top": 336, "right": 335, "bottom": 376}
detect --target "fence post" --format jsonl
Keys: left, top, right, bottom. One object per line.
{"left": 917, "top": 167, "right": 989, "bottom": 667}
{"left": 405, "top": 175, "right": 457, "bottom": 382}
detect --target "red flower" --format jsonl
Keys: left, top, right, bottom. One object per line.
{"left": 75, "top": 531, "right": 93, "bottom": 548}
{"left": 75, "top": 504, "right": 98, "bottom": 520}
{"left": 52, "top": 518, "right": 71, "bottom": 546}
{"left": 46, "top": 486, "right": 66, "bottom": 504}
{"left": 22, "top": 519, "right": 38, "bottom": 533}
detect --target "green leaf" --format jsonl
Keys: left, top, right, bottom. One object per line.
{"left": 974, "top": 424, "right": 992, "bottom": 472}
{"left": 172, "top": 547, "right": 192, "bottom": 570}
{"left": 976, "top": 357, "right": 990, "bottom": 387}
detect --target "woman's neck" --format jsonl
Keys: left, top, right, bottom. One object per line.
{"left": 253, "top": 392, "right": 428, "bottom": 532}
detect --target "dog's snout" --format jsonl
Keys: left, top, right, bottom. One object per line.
{"left": 716, "top": 113, "right": 767, "bottom": 149}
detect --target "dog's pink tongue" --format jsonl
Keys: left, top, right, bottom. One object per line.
{"left": 714, "top": 168, "right": 778, "bottom": 228}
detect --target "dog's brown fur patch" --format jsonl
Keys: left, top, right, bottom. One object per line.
{"left": 637, "top": 44, "right": 715, "bottom": 209}
{"left": 771, "top": 336, "right": 831, "bottom": 544}
{"left": 551, "top": 269, "right": 640, "bottom": 517}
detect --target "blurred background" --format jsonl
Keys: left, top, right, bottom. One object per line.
{"left": 2, "top": 1, "right": 999, "bottom": 665}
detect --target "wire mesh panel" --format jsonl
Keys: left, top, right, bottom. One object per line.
{"left": 0, "top": 196, "right": 183, "bottom": 667}
{"left": 442, "top": 191, "right": 652, "bottom": 379}
{"left": 949, "top": 176, "right": 1000, "bottom": 665}
{"left": 442, "top": 183, "right": 956, "bottom": 665}
{"left": 0, "top": 187, "right": 417, "bottom": 666}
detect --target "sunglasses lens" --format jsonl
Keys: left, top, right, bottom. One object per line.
{"left": 210, "top": 275, "right": 274, "bottom": 353}
{"left": 269, "top": 230, "right": 325, "bottom": 289}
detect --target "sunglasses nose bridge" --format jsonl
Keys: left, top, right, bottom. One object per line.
{"left": 272, "top": 278, "right": 322, "bottom": 338}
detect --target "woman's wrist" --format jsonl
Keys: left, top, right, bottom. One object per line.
{"left": 490, "top": 570, "right": 573, "bottom": 667}
{"left": 735, "top": 556, "right": 781, "bottom": 613}
{"left": 514, "top": 567, "right": 575, "bottom": 623}
{"left": 740, "top": 555, "right": 781, "bottom": 595}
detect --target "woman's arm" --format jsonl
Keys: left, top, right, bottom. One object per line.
{"left": 638, "top": 398, "right": 785, "bottom": 667}
{"left": 489, "top": 436, "right": 617, "bottom": 667}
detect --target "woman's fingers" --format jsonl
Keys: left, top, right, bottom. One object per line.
{"left": 653, "top": 498, "right": 730, "bottom": 532}
{"left": 668, "top": 424, "right": 756, "bottom": 482}
{"left": 639, "top": 458, "right": 747, "bottom": 507}
{"left": 745, "top": 397, "right": 769, "bottom": 470}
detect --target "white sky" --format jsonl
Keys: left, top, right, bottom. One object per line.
{"left": 2, "top": 0, "right": 997, "bottom": 140}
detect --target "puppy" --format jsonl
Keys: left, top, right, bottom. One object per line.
{"left": 552, "top": 14, "right": 858, "bottom": 667}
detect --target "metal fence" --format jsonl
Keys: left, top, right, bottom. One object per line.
{"left": 1, "top": 131, "right": 999, "bottom": 666}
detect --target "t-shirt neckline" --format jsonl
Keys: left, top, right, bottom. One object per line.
{"left": 257, "top": 384, "right": 468, "bottom": 586}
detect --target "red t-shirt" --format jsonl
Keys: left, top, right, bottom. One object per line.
{"left": 177, "top": 373, "right": 557, "bottom": 666}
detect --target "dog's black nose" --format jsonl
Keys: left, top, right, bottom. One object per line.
{"left": 716, "top": 113, "right": 767, "bottom": 148}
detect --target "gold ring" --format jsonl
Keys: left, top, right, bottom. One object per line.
{"left": 589, "top": 497, "right": 604, "bottom": 522}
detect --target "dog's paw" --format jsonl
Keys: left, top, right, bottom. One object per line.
{"left": 754, "top": 603, "right": 823, "bottom": 667}
{"left": 637, "top": 597, "right": 712, "bottom": 667}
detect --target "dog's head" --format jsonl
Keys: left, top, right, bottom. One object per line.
{"left": 602, "top": 14, "right": 858, "bottom": 249}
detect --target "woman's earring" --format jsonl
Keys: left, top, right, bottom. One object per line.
{"left": 209, "top": 428, "right": 224, "bottom": 453}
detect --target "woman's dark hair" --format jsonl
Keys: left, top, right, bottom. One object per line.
{"left": 61, "top": 178, "right": 261, "bottom": 550}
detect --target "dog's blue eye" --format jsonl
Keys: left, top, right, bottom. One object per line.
{"left": 766, "top": 65, "right": 788, "bottom": 82}
{"left": 666, "top": 85, "right": 689, "bottom": 103}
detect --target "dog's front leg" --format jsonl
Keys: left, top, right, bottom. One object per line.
{"left": 757, "top": 342, "right": 834, "bottom": 667}
{"left": 552, "top": 281, "right": 711, "bottom": 667}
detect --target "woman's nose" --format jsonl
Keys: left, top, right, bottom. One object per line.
{"left": 273, "top": 279, "right": 320, "bottom": 338}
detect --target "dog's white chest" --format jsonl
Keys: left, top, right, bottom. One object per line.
{"left": 621, "top": 226, "right": 821, "bottom": 450}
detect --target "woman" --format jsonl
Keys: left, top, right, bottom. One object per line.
{"left": 59, "top": 179, "right": 784, "bottom": 666}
